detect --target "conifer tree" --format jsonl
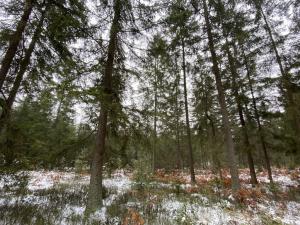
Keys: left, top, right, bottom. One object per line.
{"left": 202, "top": 0, "right": 240, "bottom": 191}
{"left": 165, "top": 0, "right": 200, "bottom": 183}
{"left": 0, "top": 0, "right": 88, "bottom": 131}
{"left": 0, "top": 0, "right": 33, "bottom": 90}
{"left": 86, "top": 0, "right": 122, "bottom": 211}
{"left": 248, "top": 0, "right": 300, "bottom": 153}
{"left": 214, "top": 0, "right": 258, "bottom": 185}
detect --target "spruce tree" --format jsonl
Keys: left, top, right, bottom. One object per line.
{"left": 202, "top": 0, "right": 240, "bottom": 191}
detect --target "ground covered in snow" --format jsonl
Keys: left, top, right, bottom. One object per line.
{"left": 0, "top": 168, "right": 299, "bottom": 225}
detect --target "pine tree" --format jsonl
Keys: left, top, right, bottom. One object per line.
{"left": 0, "top": 0, "right": 88, "bottom": 132}
{"left": 202, "top": 0, "right": 240, "bottom": 191}
{"left": 144, "top": 35, "right": 170, "bottom": 172}
{"left": 86, "top": 0, "right": 122, "bottom": 211}
{"left": 0, "top": 0, "right": 33, "bottom": 90}
{"left": 248, "top": 0, "right": 300, "bottom": 153}
{"left": 193, "top": 56, "right": 222, "bottom": 176}
{"left": 166, "top": 0, "right": 201, "bottom": 183}
{"left": 214, "top": 0, "right": 258, "bottom": 185}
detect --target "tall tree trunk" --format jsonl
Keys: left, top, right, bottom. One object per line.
{"left": 86, "top": 0, "right": 121, "bottom": 212}
{"left": 224, "top": 41, "right": 258, "bottom": 186}
{"left": 0, "top": 0, "right": 34, "bottom": 90}
{"left": 53, "top": 93, "right": 64, "bottom": 127}
{"left": 242, "top": 92, "right": 264, "bottom": 171}
{"left": 0, "top": 7, "right": 46, "bottom": 131}
{"left": 260, "top": 7, "right": 300, "bottom": 147}
{"left": 205, "top": 111, "right": 222, "bottom": 178}
{"left": 242, "top": 48, "right": 273, "bottom": 182}
{"left": 203, "top": 79, "right": 221, "bottom": 176}
{"left": 202, "top": 0, "right": 240, "bottom": 191}
{"left": 120, "top": 135, "right": 129, "bottom": 167}
{"left": 175, "top": 69, "right": 183, "bottom": 170}
{"left": 216, "top": 0, "right": 257, "bottom": 185}
{"left": 181, "top": 38, "right": 195, "bottom": 183}
{"left": 153, "top": 59, "right": 158, "bottom": 173}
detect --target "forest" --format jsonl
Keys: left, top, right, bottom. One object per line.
{"left": 0, "top": 0, "right": 299, "bottom": 224}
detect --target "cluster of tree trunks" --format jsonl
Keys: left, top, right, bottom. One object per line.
{"left": 1, "top": 0, "right": 299, "bottom": 211}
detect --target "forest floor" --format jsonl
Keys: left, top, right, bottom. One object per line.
{"left": 0, "top": 168, "right": 299, "bottom": 225}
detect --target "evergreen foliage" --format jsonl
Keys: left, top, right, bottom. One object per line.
{"left": 0, "top": 0, "right": 299, "bottom": 210}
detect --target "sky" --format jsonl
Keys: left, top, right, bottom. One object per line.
{"left": 0, "top": 0, "right": 297, "bottom": 126}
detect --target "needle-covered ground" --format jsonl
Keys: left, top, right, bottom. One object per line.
{"left": 0, "top": 168, "right": 299, "bottom": 225}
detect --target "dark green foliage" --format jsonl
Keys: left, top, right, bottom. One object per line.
{"left": 0, "top": 92, "right": 81, "bottom": 169}
{"left": 0, "top": 0, "right": 299, "bottom": 183}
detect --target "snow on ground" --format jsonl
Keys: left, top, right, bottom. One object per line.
{"left": 0, "top": 169, "right": 132, "bottom": 192}
{"left": 282, "top": 202, "right": 300, "bottom": 225}
{"left": 239, "top": 168, "right": 299, "bottom": 189}
{"left": 161, "top": 196, "right": 260, "bottom": 225}
{"left": 27, "top": 170, "right": 81, "bottom": 190}
{"left": 0, "top": 168, "right": 300, "bottom": 224}
{"left": 156, "top": 190, "right": 300, "bottom": 225}
{"left": 0, "top": 170, "right": 132, "bottom": 224}
{"left": 178, "top": 168, "right": 300, "bottom": 190}
{"left": 256, "top": 200, "right": 300, "bottom": 225}
{"left": 0, "top": 170, "right": 88, "bottom": 191}
{"left": 103, "top": 170, "right": 132, "bottom": 194}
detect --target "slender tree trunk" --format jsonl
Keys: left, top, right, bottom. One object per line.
{"left": 231, "top": 70, "right": 258, "bottom": 186}
{"left": 202, "top": 0, "right": 240, "bottom": 191}
{"left": 242, "top": 95, "right": 264, "bottom": 171}
{"left": 205, "top": 111, "right": 222, "bottom": 176}
{"left": 216, "top": 0, "right": 256, "bottom": 183}
{"left": 175, "top": 71, "right": 183, "bottom": 170}
{"left": 260, "top": 7, "right": 300, "bottom": 147}
{"left": 120, "top": 135, "right": 129, "bottom": 167}
{"left": 175, "top": 56, "right": 183, "bottom": 170}
{"left": 153, "top": 59, "right": 158, "bottom": 173}
{"left": 203, "top": 79, "right": 221, "bottom": 175}
{"left": 0, "top": 0, "right": 34, "bottom": 90}
{"left": 260, "top": 8, "right": 290, "bottom": 99}
{"left": 181, "top": 38, "right": 195, "bottom": 183}
{"left": 224, "top": 41, "right": 258, "bottom": 186}
{"left": 0, "top": 8, "right": 46, "bottom": 132}
{"left": 86, "top": 0, "right": 121, "bottom": 212}
{"left": 242, "top": 48, "right": 273, "bottom": 182}
{"left": 53, "top": 93, "right": 64, "bottom": 127}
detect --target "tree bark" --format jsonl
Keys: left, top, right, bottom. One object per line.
{"left": 153, "top": 59, "right": 158, "bottom": 173}
{"left": 202, "top": 0, "right": 240, "bottom": 191}
{"left": 175, "top": 67, "right": 183, "bottom": 170}
{"left": 0, "top": 7, "right": 46, "bottom": 131}
{"left": 120, "top": 135, "right": 129, "bottom": 167}
{"left": 205, "top": 111, "right": 222, "bottom": 177}
{"left": 242, "top": 48, "right": 273, "bottom": 183}
{"left": 224, "top": 41, "right": 258, "bottom": 186}
{"left": 203, "top": 78, "right": 221, "bottom": 176}
{"left": 260, "top": 7, "right": 300, "bottom": 149}
{"left": 0, "top": 0, "right": 34, "bottom": 90}
{"left": 181, "top": 38, "right": 196, "bottom": 183}
{"left": 86, "top": 0, "right": 121, "bottom": 212}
